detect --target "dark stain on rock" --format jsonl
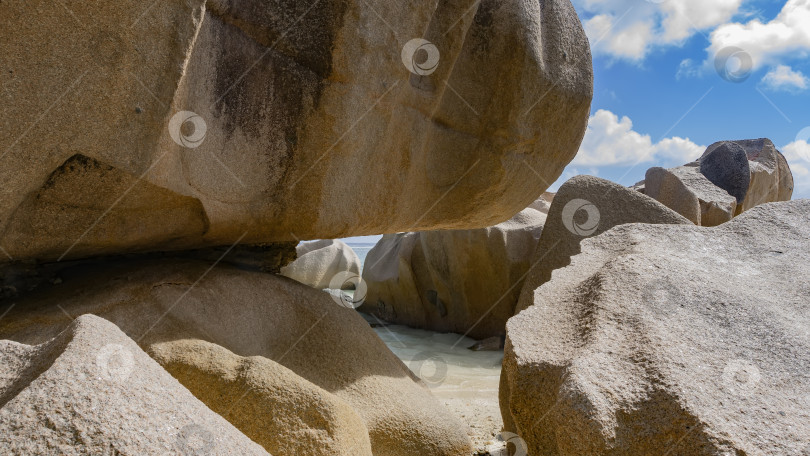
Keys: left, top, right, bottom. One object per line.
{"left": 208, "top": 0, "right": 348, "bottom": 138}
{"left": 203, "top": 0, "right": 349, "bottom": 234}
{"left": 426, "top": 289, "right": 448, "bottom": 317}
{"left": 41, "top": 154, "right": 113, "bottom": 192}
{"left": 469, "top": 0, "right": 499, "bottom": 54}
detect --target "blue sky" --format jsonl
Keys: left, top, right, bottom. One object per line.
{"left": 345, "top": 0, "right": 809, "bottom": 244}
{"left": 552, "top": 0, "right": 810, "bottom": 196}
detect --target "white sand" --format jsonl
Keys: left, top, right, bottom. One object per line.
{"left": 370, "top": 319, "right": 509, "bottom": 454}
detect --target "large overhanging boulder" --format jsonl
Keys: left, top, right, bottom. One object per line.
{"left": 501, "top": 200, "right": 810, "bottom": 455}
{"left": 0, "top": 0, "right": 592, "bottom": 263}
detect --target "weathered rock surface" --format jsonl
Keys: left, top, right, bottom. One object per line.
{"left": 644, "top": 166, "right": 702, "bottom": 224}
{"left": 0, "top": 314, "right": 268, "bottom": 455}
{"left": 645, "top": 164, "right": 738, "bottom": 226}
{"left": 699, "top": 141, "right": 751, "bottom": 203}
{"left": 724, "top": 138, "right": 794, "bottom": 213}
{"left": 776, "top": 150, "right": 794, "bottom": 201}
{"left": 0, "top": 259, "right": 472, "bottom": 456}
{"left": 361, "top": 203, "right": 548, "bottom": 338}
{"left": 514, "top": 176, "right": 690, "bottom": 314}
{"left": 153, "top": 338, "right": 373, "bottom": 456}
{"left": 0, "top": 0, "right": 592, "bottom": 263}
{"left": 502, "top": 200, "right": 810, "bottom": 455}
{"left": 281, "top": 239, "right": 361, "bottom": 289}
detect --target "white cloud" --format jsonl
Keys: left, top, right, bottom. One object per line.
{"left": 572, "top": 109, "right": 704, "bottom": 166}
{"left": 760, "top": 65, "right": 809, "bottom": 91}
{"left": 707, "top": 0, "right": 810, "bottom": 70}
{"left": 781, "top": 140, "right": 810, "bottom": 198}
{"left": 659, "top": 0, "right": 743, "bottom": 42}
{"left": 585, "top": 14, "right": 653, "bottom": 60}
{"left": 783, "top": 140, "right": 810, "bottom": 168}
{"left": 655, "top": 137, "right": 706, "bottom": 163}
{"left": 576, "top": 0, "right": 744, "bottom": 61}
{"left": 676, "top": 58, "right": 703, "bottom": 79}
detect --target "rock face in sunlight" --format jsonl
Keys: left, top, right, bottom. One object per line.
{"left": 361, "top": 194, "right": 553, "bottom": 339}
{"left": 0, "top": 260, "right": 472, "bottom": 456}
{"left": 514, "top": 176, "right": 690, "bottom": 315}
{"left": 281, "top": 239, "right": 361, "bottom": 289}
{"left": 0, "top": 315, "right": 268, "bottom": 455}
{"left": 0, "top": 0, "right": 592, "bottom": 263}
{"left": 645, "top": 165, "right": 737, "bottom": 226}
{"left": 153, "top": 338, "right": 373, "bottom": 456}
{"left": 642, "top": 138, "right": 794, "bottom": 226}
{"left": 501, "top": 201, "right": 810, "bottom": 456}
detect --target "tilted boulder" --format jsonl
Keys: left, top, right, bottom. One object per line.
{"left": 699, "top": 138, "right": 793, "bottom": 214}
{"left": 0, "top": 259, "right": 472, "bottom": 456}
{"left": 775, "top": 149, "right": 794, "bottom": 201}
{"left": 719, "top": 138, "right": 793, "bottom": 213}
{"left": 514, "top": 176, "right": 690, "bottom": 314}
{"left": 643, "top": 166, "right": 702, "bottom": 224}
{"left": 0, "top": 315, "right": 267, "bottom": 455}
{"left": 0, "top": 0, "right": 592, "bottom": 263}
{"left": 643, "top": 139, "right": 793, "bottom": 226}
{"left": 699, "top": 141, "right": 751, "bottom": 203}
{"left": 645, "top": 164, "right": 737, "bottom": 226}
{"left": 281, "top": 239, "right": 362, "bottom": 289}
{"left": 361, "top": 201, "right": 548, "bottom": 339}
{"left": 501, "top": 200, "right": 810, "bottom": 455}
